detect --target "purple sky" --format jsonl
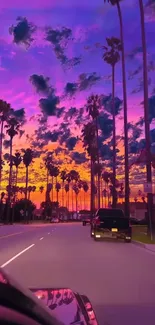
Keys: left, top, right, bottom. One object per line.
{"left": 0, "top": 0, "right": 155, "bottom": 203}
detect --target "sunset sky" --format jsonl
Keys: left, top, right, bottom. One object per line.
{"left": 0, "top": 0, "right": 155, "bottom": 207}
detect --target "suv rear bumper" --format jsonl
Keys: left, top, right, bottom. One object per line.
{"left": 93, "top": 228, "right": 132, "bottom": 240}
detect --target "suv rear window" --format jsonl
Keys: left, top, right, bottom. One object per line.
{"left": 97, "top": 209, "right": 125, "bottom": 219}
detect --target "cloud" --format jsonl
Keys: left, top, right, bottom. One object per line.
{"left": 3, "top": 140, "right": 11, "bottom": 149}
{"left": 66, "top": 136, "right": 78, "bottom": 150}
{"left": 39, "top": 93, "right": 60, "bottom": 116}
{"left": 71, "top": 151, "right": 87, "bottom": 164}
{"left": 30, "top": 74, "right": 51, "bottom": 95}
{"left": 64, "top": 83, "right": 78, "bottom": 97}
{"left": 102, "top": 94, "right": 122, "bottom": 116}
{"left": 64, "top": 107, "right": 77, "bottom": 120}
{"left": 11, "top": 108, "right": 26, "bottom": 125}
{"left": 98, "top": 112, "right": 113, "bottom": 140}
{"left": 44, "top": 26, "right": 81, "bottom": 67}
{"left": 9, "top": 17, "right": 37, "bottom": 48}
{"left": 100, "top": 144, "right": 113, "bottom": 160}
{"left": 127, "top": 47, "right": 143, "bottom": 60}
{"left": 64, "top": 72, "right": 101, "bottom": 97}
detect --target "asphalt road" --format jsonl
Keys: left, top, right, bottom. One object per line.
{"left": 0, "top": 223, "right": 155, "bottom": 325}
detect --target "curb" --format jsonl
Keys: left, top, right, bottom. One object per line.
{"left": 132, "top": 240, "right": 146, "bottom": 248}
{"left": 132, "top": 240, "right": 155, "bottom": 253}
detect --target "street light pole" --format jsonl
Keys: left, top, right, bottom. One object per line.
{"left": 139, "top": 0, "right": 153, "bottom": 238}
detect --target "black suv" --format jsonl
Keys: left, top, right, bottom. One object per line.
{"left": 91, "top": 208, "right": 132, "bottom": 242}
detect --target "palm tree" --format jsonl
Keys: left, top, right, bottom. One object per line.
{"left": 73, "top": 184, "right": 79, "bottom": 214}
{"left": 12, "top": 151, "right": 22, "bottom": 188}
{"left": 5, "top": 117, "right": 19, "bottom": 222}
{"left": 82, "top": 122, "right": 98, "bottom": 212}
{"left": 77, "top": 179, "right": 83, "bottom": 210}
{"left": 23, "top": 148, "right": 33, "bottom": 200}
{"left": 83, "top": 182, "right": 89, "bottom": 210}
{"left": 39, "top": 186, "right": 44, "bottom": 193}
{"left": 49, "top": 165, "right": 59, "bottom": 202}
{"left": 60, "top": 170, "right": 67, "bottom": 207}
{"left": 68, "top": 170, "right": 79, "bottom": 213}
{"left": 104, "top": 0, "right": 129, "bottom": 217}
{"left": 44, "top": 151, "right": 53, "bottom": 202}
{"left": 86, "top": 95, "right": 101, "bottom": 209}
{"left": 102, "top": 171, "right": 110, "bottom": 207}
{"left": 103, "top": 37, "right": 121, "bottom": 208}
{"left": 64, "top": 183, "right": 69, "bottom": 209}
{"left": 55, "top": 182, "right": 61, "bottom": 204}
{"left": 28, "top": 186, "right": 33, "bottom": 200}
{"left": 66, "top": 173, "right": 71, "bottom": 210}
{"left": 0, "top": 100, "right": 11, "bottom": 189}
{"left": 138, "top": 0, "right": 153, "bottom": 237}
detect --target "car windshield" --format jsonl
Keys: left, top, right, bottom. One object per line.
{"left": 0, "top": 1, "right": 155, "bottom": 325}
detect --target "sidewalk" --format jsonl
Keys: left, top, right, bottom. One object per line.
{"left": 132, "top": 240, "right": 155, "bottom": 253}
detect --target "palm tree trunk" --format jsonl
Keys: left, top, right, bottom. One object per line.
{"left": 6, "top": 138, "right": 13, "bottom": 223}
{"left": 116, "top": 1, "right": 129, "bottom": 218}
{"left": 25, "top": 167, "right": 28, "bottom": 200}
{"left": 46, "top": 169, "right": 49, "bottom": 202}
{"left": 62, "top": 181, "right": 63, "bottom": 206}
{"left": 52, "top": 176, "right": 54, "bottom": 201}
{"left": 0, "top": 120, "right": 4, "bottom": 190}
{"left": 138, "top": 0, "right": 153, "bottom": 238}
{"left": 96, "top": 118, "right": 100, "bottom": 209}
{"left": 72, "top": 181, "right": 74, "bottom": 215}
{"left": 84, "top": 191, "right": 85, "bottom": 210}
{"left": 90, "top": 157, "right": 94, "bottom": 212}
{"left": 112, "top": 64, "right": 117, "bottom": 208}
{"left": 68, "top": 189, "right": 69, "bottom": 211}
{"left": 76, "top": 194, "right": 78, "bottom": 213}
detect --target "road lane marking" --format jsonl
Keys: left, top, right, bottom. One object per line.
{"left": 40, "top": 237, "right": 43, "bottom": 240}
{"left": 0, "top": 231, "right": 24, "bottom": 239}
{"left": 1, "top": 244, "right": 35, "bottom": 268}
{"left": 0, "top": 227, "right": 39, "bottom": 240}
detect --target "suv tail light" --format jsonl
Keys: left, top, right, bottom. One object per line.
{"left": 95, "top": 217, "right": 101, "bottom": 225}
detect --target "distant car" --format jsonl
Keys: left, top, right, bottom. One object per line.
{"left": 50, "top": 217, "right": 59, "bottom": 223}
{"left": 79, "top": 210, "right": 91, "bottom": 226}
{"left": 91, "top": 208, "right": 132, "bottom": 242}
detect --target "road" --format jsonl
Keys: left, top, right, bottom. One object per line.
{"left": 0, "top": 223, "right": 155, "bottom": 325}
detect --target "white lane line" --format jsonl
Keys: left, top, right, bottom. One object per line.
{"left": 1, "top": 244, "right": 35, "bottom": 268}
{"left": 40, "top": 237, "right": 44, "bottom": 240}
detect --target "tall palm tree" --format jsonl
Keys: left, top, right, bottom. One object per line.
{"left": 103, "top": 36, "right": 121, "bottom": 208}
{"left": 73, "top": 184, "right": 79, "bottom": 214}
{"left": 44, "top": 151, "right": 53, "bottom": 201}
{"left": 55, "top": 182, "right": 61, "bottom": 204}
{"left": 60, "top": 170, "right": 67, "bottom": 207}
{"left": 12, "top": 151, "right": 22, "bottom": 188}
{"left": 28, "top": 186, "right": 33, "bottom": 200}
{"left": 138, "top": 0, "right": 153, "bottom": 237}
{"left": 0, "top": 100, "right": 11, "bottom": 189}
{"left": 83, "top": 182, "right": 89, "bottom": 210}
{"left": 5, "top": 117, "right": 19, "bottom": 223}
{"left": 39, "top": 186, "right": 44, "bottom": 194}
{"left": 102, "top": 171, "right": 110, "bottom": 207}
{"left": 104, "top": 0, "right": 129, "bottom": 217}
{"left": 82, "top": 122, "right": 98, "bottom": 212}
{"left": 23, "top": 148, "right": 33, "bottom": 200}
{"left": 66, "top": 173, "right": 71, "bottom": 210}
{"left": 49, "top": 165, "right": 59, "bottom": 202}
{"left": 64, "top": 183, "right": 69, "bottom": 209}
{"left": 86, "top": 95, "right": 101, "bottom": 209}
{"left": 68, "top": 170, "right": 79, "bottom": 213}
